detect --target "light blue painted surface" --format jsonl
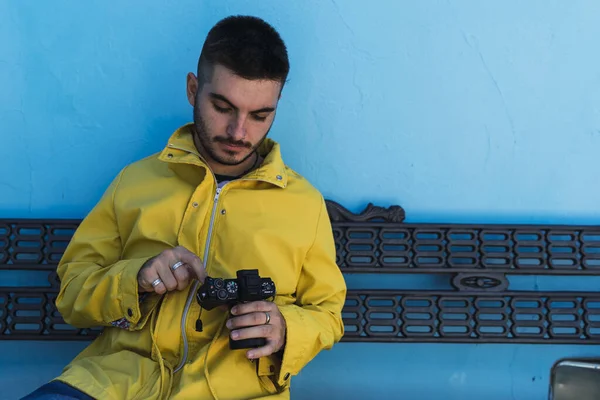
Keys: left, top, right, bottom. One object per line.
{"left": 2, "top": 1, "right": 600, "bottom": 399}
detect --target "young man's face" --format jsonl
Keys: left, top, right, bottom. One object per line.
{"left": 187, "top": 64, "right": 282, "bottom": 168}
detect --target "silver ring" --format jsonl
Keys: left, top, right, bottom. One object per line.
{"left": 171, "top": 261, "right": 184, "bottom": 271}
{"left": 264, "top": 311, "right": 270, "bottom": 325}
{"left": 151, "top": 278, "right": 162, "bottom": 288}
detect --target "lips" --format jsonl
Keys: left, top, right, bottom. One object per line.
{"left": 222, "top": 143, "right": 246, "bottom": 151}
{"left": 217, "top": 139, "right": 250, "bottom": 152}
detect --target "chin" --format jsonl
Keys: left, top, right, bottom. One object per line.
{"left": 218, "top": 148, "right": 250, "bottom": 162}
{"left": 216, "top": 152, "right": 248, "bottom": 166}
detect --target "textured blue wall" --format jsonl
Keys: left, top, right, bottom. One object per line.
{"left": 2, "top": 1, "right": 600, "bottom": 399}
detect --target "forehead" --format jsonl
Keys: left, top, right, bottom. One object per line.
{"left": 203, "top": 64, "right": 281, "bottom": 110}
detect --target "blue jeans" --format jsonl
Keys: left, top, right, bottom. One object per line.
{"left": 20, "top": 381, "right": 95, "bottom": 400}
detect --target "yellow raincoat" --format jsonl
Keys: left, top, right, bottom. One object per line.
{"left": 53, "top": 123, "right": 347, "bottom": 399}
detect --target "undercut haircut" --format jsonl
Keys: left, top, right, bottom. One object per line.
{"left": 198, "top": 15, "right": 290, "bottom": 87}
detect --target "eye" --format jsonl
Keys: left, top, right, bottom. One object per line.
{"left": 251, "top": 114, "right": 267, "bottom": 122}
{"left": 212, "top": 103, "right": 231, "bottom": 114}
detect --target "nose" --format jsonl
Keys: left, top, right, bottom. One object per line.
{"left": 226, "top": 115, "right": 246, "bottom": 140}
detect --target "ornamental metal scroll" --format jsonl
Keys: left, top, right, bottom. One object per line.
{"left": 451, "top": 273, "right": 509, "bottom": 292}
{"left": 1, "top": 201, "right": 600, "bottom": 343}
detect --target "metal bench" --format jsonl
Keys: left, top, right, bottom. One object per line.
{"left": 2, "top": 200, "right": 600, "bottom": 346}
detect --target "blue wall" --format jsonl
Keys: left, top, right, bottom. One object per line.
{"left": 2, "top": 1, "right": 600, "bottom": 399}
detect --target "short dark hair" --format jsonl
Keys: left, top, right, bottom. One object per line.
{"left": 198, "top": 15, "right": 289, "bottom": 87}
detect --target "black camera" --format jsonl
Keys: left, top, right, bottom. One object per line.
{"left": 196, "top": 269, "right": 276, "bottom": 349}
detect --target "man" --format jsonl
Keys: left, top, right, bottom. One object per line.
{"left": 22, "top": 15, "right": 346, "bottom": 400}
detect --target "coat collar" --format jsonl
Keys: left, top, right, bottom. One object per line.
{"left": 158, "top": 123, "right": 288, "bottom": 188}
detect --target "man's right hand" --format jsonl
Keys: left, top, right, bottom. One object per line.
{"left": 137, "top": 246, "right": 206, "bottom": 295}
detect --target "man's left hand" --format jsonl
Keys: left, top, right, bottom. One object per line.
{"left": 226, "top": 301, "right": 286, "bottom": 360}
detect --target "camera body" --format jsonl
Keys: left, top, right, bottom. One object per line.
{"left": 196, "top": 269, "right": 276, "bottom": 349}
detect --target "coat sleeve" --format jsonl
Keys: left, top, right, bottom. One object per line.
{"left": 55, "top": 168, "right": 159, "bottom": 331}
{"left": 266, "top": 196, "right": 347, "bottom": 389}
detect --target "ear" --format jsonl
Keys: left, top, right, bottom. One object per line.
{"left": 186, "top": 72, "right": 199, "bottom": 106}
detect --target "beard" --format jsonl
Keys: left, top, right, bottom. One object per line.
{"left": 192, "top": 103, "right": 270, "bottom": 167}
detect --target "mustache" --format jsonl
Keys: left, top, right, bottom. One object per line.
{"left": 213, "top": 136, "right": 252, "bottom": 148}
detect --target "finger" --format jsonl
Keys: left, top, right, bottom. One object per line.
{"left": 174, "top": 247, "right": 206, "bottom": 283}
{"left": 138, "top": 262, "right": 164, "bottom": 293}
{"left": 142, "top": 272, "right": 166, "bottom": 295}
{"left": 137, "top": 256, "right": 159, "bottom": 292}
{"left": 171, "top": 262, "right": 191, "bottom": 291}
{"left": 151, "top": 277, "right": 166, "bottom": 295}
{"left": 246, "top": 343, "right": 276, "bottom": 360}
{"left": 227, "top": 312, "right": 270, "bottom": 330}
{"left": 157, "top": 263, "right": 178, "bottom": 292}
{"left": 231, "top": 301, "right": 273, "bottom": 316}
{"left": 137, "top": 272, "right": 152, "bottom": 292}
{"left": 230, "top": 324, "right": 273, "bottom": 342}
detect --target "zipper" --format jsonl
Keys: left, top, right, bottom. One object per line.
{"left": 166, "top": 143, "right": 276, "bottom": 373}
{"left": 174, "top": 184, "right": 225, "bottom": 373}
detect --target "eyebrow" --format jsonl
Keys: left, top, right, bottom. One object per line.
{"left": 209, "top": 93, "right": 275, "bottom": 114}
